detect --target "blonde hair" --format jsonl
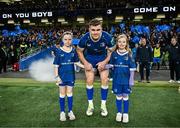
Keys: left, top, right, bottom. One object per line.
{"left": 116, "top": 34, "right": 132, "bottom": 56}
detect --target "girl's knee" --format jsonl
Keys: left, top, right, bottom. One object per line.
{"left": 66, "top": 92, "right": 73, "bottom": 97}
{"left": 122, "top": 94, "right": 129, "bottom": 100}
{"left": 66, "top": 87, "right": 73, "bottom": 96}
{"left": 116, "top": 95, "right": 123, "bottom": 100}
{"left": 59, "top": 93, "right": 65, "bottom": 98}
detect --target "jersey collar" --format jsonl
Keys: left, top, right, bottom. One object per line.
{"left": 60, "top": 46, "right": 72, "bottom": 53}
{"left": 90, "top": 32, "right": 102, "bottom": 43}
{"left": 117, "top": 50, "right": 128, "bottom": 56}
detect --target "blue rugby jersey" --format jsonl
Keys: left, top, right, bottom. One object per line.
{"left": 78, "top": 31, "right": 115, "bottom": 56}
{"left": 110, "top": 51, "right": 136, "bottom": 86}
{"left": 53, "top": 47, "right": 79, "bottom": 83}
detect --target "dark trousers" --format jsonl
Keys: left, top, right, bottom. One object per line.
{"left": 169, "top": 61, "right": 180, "bottom": 81}
{"left": 0, "top": 59, "right": 7, "bottom": 73}
{"left": 139, "top": 61, "right": 150, "bottom": 80}
{"left": 0, "top": 60, "right": 2, "bottom": 73}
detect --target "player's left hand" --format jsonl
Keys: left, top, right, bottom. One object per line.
{"left": 96, "top": 61, "right": 106, "bottom": 71}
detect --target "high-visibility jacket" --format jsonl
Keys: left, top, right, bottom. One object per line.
{"left": 154, "top": 47, "right": 161, "bottom": 58}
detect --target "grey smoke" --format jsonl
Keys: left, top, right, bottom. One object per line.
{"left": 29, "top": 57, "right": 55, "bottom": 82}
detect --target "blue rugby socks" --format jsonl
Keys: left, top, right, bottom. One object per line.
{"left": 59, "top": 94, "right": 65, "bottom": 112}
{"left": 67, "top": 94, "right": 73, "bottom": 112}
{"left": 101, "top": 85, "right": 108, "bottom": 102}
{"left": 116, "top": 96, "right": 122, "bottom": 113}
{"left": 86, "top": 85, "right": 94, "bottom": 103}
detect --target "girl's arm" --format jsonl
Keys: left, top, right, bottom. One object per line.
{"left": 105, "top": 64, "right": 114, "bottom": 69}
{"left": 54, "top": 65, "right": 59, "bottom": 77}
{"left": 129, "top": 71, "right": 135, "bottom": 87}
{"left": 54, "top": 65, "right": 62, "bottom": 85}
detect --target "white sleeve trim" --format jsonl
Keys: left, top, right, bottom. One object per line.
{"left": 77, "top": 46, "right": 84, "bottom": 51}
{"left": 130, "top": 68, "right": 136, "bottom": 71}
{"left": 108, "top": 45, "right": 116, "bottom": 51}
{"left": 54, "top": 65, "right": 59, "bottom": 68}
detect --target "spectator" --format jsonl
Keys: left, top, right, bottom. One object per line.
{"left": 152, "top": 43, "right": 162, "bottom": 70}
{"left": 136, "top": 36, "right": 153, "bottom": 83}
{"left": 8, "top": 44, "right": 18, "bottom": 66}
{"left": 166, "top": 37, "right": 180, "bottom": 83}
{"left": 0, "top": 44, "right": 8, "bottom": 73}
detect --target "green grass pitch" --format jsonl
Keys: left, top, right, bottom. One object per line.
{"left": 0, "top": 78, "right": 180, "bottom": 127}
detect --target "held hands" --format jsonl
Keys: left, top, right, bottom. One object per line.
{"left": 96, "top": 61, "right": 106, "bottom": 71}
{"left": 104, "top": 64, "right": 114, "bottom": 69}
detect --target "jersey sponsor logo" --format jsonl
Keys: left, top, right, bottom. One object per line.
{"left": 100, "top": 42, "right": 105, "bottom": 47}
{"left": 71, "top": 53, "right": 74, "bottom": 57}
{"left": 114, "top": 88, "right": 117, "bottom": 93}
{"left": 124, "top": 55, "right": 128, "bottom": 60}
{"left": 87, "top": 43, "right": 91, "bottom": 47}
{"left": 114, "top": 64, "right": 128, "bottom": 68}
{"left": 61, "top": 62, "right": 74, "bottom": 65}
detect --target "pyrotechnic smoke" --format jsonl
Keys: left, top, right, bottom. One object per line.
{"left": 29, "top": 57, "right": 55, "bottom": 82}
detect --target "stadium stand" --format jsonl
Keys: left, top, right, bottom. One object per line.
{"left": 0, "top": 0, "right": 179, "bottom": 73}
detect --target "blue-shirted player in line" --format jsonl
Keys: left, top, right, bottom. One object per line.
{"left": 108, "top": 34, "right": 136, "bottom": 123}
{"left": 77, "top": 19, "right": 115, "bottom": 117}
{"left": 53, "top": 31, "right": 84, "bottom": 121}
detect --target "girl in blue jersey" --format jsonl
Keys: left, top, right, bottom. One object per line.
{"left": 53, "top": 31, "right": 84, "bottom": 121}
{"left": 109, "top": 34, "right": 136, "bottom": 123}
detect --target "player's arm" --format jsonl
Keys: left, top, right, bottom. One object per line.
{"left": 97, "top": 50, "right": 112, "bottom": 71}
{"left": 104, "top": 51, "right": 114, "bottom": 69}
{"left": 104, "top": 45, "right": 116, "bottom": 64}
{"left": 76, "top": 47, "right": 88, "bottom": 65}
{"left": 106, "top": 44, "right": 116, "bottom": 52}
{"left": 101, "top": 35, "right": 116, "bottom": 64}
{"left": 103, "top": 50, "right": 112, "bottom": 64}
{"left": 97, "top": 45, "right": 115, "bottom": 71}
{"left": 76, "top": 47, "right": 92, "bottom": 71}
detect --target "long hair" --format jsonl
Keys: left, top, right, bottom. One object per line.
{"left": 115, "top": 34, "right": 132, "bottom": 56}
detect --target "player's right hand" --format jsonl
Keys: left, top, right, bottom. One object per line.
{"left": 84, "top": 62, "right": 93, "bottom": 71}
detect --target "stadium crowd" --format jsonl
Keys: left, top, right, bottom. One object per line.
{"left": 0, "top": 23, "right": 179, "bottom": 74}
